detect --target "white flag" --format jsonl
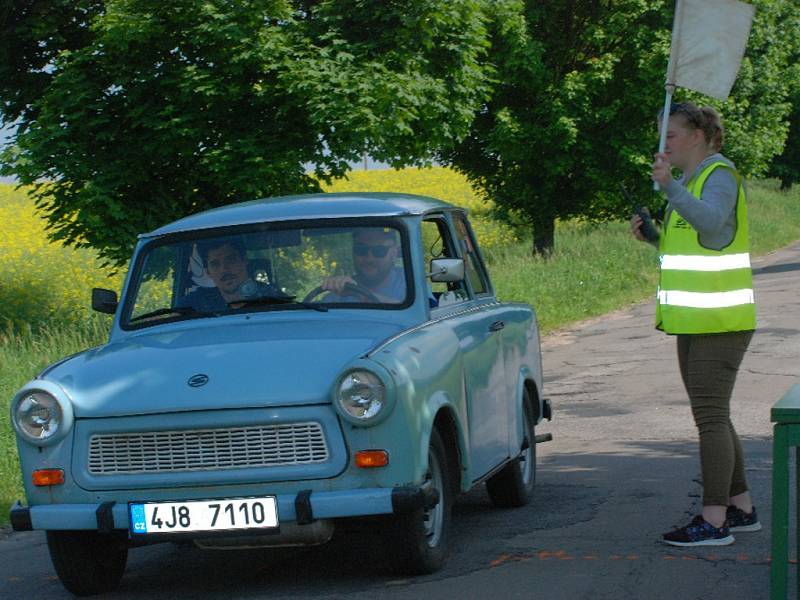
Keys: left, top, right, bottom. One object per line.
{"left": 667, "top": 0, "right": 755, "bottom": 100}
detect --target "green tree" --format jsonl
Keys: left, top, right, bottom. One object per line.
{"left": 768, "top": 83, "right": 800, "bottom": 190}
{"left": 439, "top": 0, "right": 800, "bottom": 254}
{"left": 0, "top": 0, "right": 492, "bottom": 266}
{"left": 437, "top": 0, "right": 670, "bottom": 254}
{"left": 698, "top": 0, "right": 800, "bottom": 180}
{"left": 766, "top": 6, "right": 800, "bottom": 190}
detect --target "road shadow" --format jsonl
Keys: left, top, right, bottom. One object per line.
{"left": 753, "top": 261, "right": 800, "bottom": 276}
{"left": 5, "top": 437, "right": 775, "bottom": 600}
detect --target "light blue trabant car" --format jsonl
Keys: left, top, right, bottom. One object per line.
{"left": 9, "top": 193, "right": 550, "bottom": 596}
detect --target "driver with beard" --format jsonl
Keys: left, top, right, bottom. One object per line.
{"left": 320, "top": 228, "right": 406, "bottom": 303}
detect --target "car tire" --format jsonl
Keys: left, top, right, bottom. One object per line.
{"left": 391, "top": 428, "right": 453, "bottom": 574}
{"left": 46, "top": 530, "right": 128, "bottom": 596}
{"left": 486, "top": 394, "right": 536, "bottom": 508}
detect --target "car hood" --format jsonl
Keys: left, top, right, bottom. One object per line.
{"left": 40, "top": 317, "right": 404, "bottom": 418}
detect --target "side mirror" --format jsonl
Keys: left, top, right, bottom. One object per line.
{"left": 92, "top": 288, "right": 118, "bottom": 314}
{"left": 429, "top": 258, "right": 465, "bottom": 283}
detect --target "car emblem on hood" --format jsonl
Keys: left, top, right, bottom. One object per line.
{"left": 187, "top": 374, "right": 209, "bottom": 388}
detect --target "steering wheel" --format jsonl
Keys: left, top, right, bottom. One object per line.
{"left": 302, "top": 282, "right": 381, "bottom": 304}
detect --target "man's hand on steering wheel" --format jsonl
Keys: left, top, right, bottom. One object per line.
{"left": 321, "top": 275, "right": 356, "bottom": 295}
{"left": 302, "top": 278, "right": 381, "bottom": 303}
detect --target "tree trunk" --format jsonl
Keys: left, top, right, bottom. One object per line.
{"left": 531, "top": 214, "right": 555, "bottom": 257}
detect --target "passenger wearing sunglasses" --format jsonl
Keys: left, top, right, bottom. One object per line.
{"left": 320, "top": 228, "right": 406, "bottom": 303}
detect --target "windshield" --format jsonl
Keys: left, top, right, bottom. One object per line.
{"left": 122, "top": 223, "right": 410, "bottom": 328}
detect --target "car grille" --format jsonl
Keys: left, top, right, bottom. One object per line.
{"left": 88, "top": 422, "right": 329, "bottom": 474}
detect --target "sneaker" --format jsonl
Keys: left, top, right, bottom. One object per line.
{"left": 662, "top": 515, "right": 735, "bottom": 547}
{"left": 726, "top": 505, "right": 762, "bottom": 532}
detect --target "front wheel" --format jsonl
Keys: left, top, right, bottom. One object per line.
{"left": 486, "top": 395, "right": 536, "bottom": 507}
{"left": 47, "top": 530, "right": 128, "bottom": 596}
{"left": 390, "top": 429, "right": 453, "bottom": 574}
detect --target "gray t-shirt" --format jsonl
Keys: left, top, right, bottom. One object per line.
{"left": 662, "top": 153, "right": 741, "bottom": 251}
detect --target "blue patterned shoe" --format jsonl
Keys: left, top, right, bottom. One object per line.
{"left": 726, "top": 505, "right": 762, "bottom": 532}
{"left": 662, "top": 515, "right": 734, "bottom": 547}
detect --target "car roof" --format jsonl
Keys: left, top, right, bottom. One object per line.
{"left": 141, "top": 192, "right": 461, "bottom": 238}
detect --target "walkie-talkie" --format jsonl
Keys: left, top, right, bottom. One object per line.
{"left": 621, "top": 184, "right": 659, "bottom": 242}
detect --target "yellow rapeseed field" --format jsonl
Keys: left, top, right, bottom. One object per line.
{"left": 0, "top": 168, "right": 513, "bottom": 331}
{"left": 323, "top": 167, "right": 518, "bottom": 249}
{"left": 0, "top": 184, "right": 124, "bottom": 331}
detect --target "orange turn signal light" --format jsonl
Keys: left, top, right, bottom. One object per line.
{"left": 32, "top": 469, "right": 65, "bottom": 487}
{"left": 355, "top": 450, "right": 389, "bottom": 469}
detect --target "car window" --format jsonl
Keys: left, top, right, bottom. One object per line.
{"left": 123, "top": 224, "right": 409, "bottom": 328}
{"left": 131, "top": 245, "right": 182, "bottom": 319}
{"left": 453, "top": 213, "right": 490, "bottom": 296}
{"left": 421, "top": 217, "right": 469, "bottom": 307}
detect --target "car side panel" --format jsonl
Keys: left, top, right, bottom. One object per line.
{"left": 497, "top": 304, "right": 543, "bottom": 453}
{"left": 451, "top": 303, "right": 511, "bottom": 479}
{"left": 500, "top": 303, "right": 543, "bottom": 412}
{"left": 370, "top": 318, "right": 472, "bottom": 484}
{"left": 372, "top": 301, "right": 538, "bottom": 487}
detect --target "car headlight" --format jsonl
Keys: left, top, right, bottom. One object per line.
{"left": 336, "top": 370, "right": 386, "bottom": 423}
{"left": 15, "top": 391, "right": 62, "bottom": 441}
{"left": 11, "top": 381, "right": 74, "bottom": 446}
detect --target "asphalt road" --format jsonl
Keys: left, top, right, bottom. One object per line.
{"left": 2, "top": 242, "right": 799, "bottom": 599}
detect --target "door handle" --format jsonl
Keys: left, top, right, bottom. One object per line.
{"left": 489, "top": 320, "right": 505, "bottom": 332}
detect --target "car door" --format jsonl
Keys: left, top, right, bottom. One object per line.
{"left": 453, "top": 213, "right": 511, "bottom": 479}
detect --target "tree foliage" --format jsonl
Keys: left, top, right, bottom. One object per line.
{"left": 2, "top": 0, "right": 797, "bottom": 261}
{"left": 768, "top": 83, "right": 800, "bottom": 190}
{"left": 698, "top": 0, "right": 800, "bottom": 179}
{"left": 766, "top": 5, "right": 800, "bottom": 190}
{"left": 437, "top": 0, "right": 669, "bottom": 253}
{"left": 438, "top": 0, "right": 800, "bottom": 254}
{"left": 0, "top": 0, "right": 492, "bottom": 266}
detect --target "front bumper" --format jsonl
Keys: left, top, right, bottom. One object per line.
{"left": 10, "top": 485, "right": 438, "bottom": 533}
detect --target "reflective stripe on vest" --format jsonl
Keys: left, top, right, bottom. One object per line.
{"left": 655, "top": 161, "right": 756, "bottom": 334}
{"left": 658, "top": 289, "right": 755, "bottom": 309}
{"left": 660, "top": 253, "right": 751, "bottom": 271}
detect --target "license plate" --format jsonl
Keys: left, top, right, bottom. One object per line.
{"left": 129, "top": 497, "right": 278, "bottom": 535}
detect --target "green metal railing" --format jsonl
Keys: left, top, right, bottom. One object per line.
{"left": 771, "top": 384, "right": 800, "bottom": 599}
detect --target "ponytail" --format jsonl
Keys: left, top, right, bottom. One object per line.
{"left": 700, "top": 106, "right": 724, "bottom": 152}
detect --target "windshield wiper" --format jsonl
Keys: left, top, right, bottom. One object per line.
{"left": 232, "top": 294, "right": 328, "bottom": 313}
{"left": 129, "top": 306, "right": 217, "bottom": 323}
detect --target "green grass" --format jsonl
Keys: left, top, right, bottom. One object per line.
{"left": 486, "top": 179, "right": 800, "bottom": 332}
{"left": 0, "top": 319, "right": 112, "bottom": 524}
{"left": 486, "top": 220, "right": 660, "bottom": 332}
{"left": 746, "top": 179, "right": 800, "bottom": 255}
{"left": 0, "top": 177, "right": 798, "bottom": 526}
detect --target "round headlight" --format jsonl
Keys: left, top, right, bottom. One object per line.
{"left": 337, "top": 370, "right": 386, "bottom": 421}
{"left": 14, "top": 391, "right": 62, "bottom": 442}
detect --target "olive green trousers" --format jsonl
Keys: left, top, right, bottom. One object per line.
{"left": 677, "top": 330, "right": 754, "bottom": 507}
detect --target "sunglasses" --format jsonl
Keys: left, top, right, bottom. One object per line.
{"left": 354, "top": 243, "right": 393, "bottom": 258}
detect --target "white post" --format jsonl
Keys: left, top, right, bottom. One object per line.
{"left": 653, "top": 85, "right": 676, "bottom": 192}
{"left": 654, "top": 0, "right": 684, "bottom": 192}
{"left": 658, "top": 86, "right": 675, "bottom": 155}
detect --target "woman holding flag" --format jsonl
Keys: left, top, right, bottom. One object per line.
{"left": 631, "top": 101, "right": 759, "bottom": 547}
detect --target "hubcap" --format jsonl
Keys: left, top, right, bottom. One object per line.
{"left": 519, "top": 416, "right": 533, "bottom": 486}
{"left": 423, "top": 450, "right": 444, "bottom": 548}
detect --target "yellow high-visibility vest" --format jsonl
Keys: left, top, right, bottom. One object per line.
{"left": 655, "top": 161, "right": 756, "bottom": 334}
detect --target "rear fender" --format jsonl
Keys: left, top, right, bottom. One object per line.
{"left": 512, "top": 369, "right": 542, "bottom": 451}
